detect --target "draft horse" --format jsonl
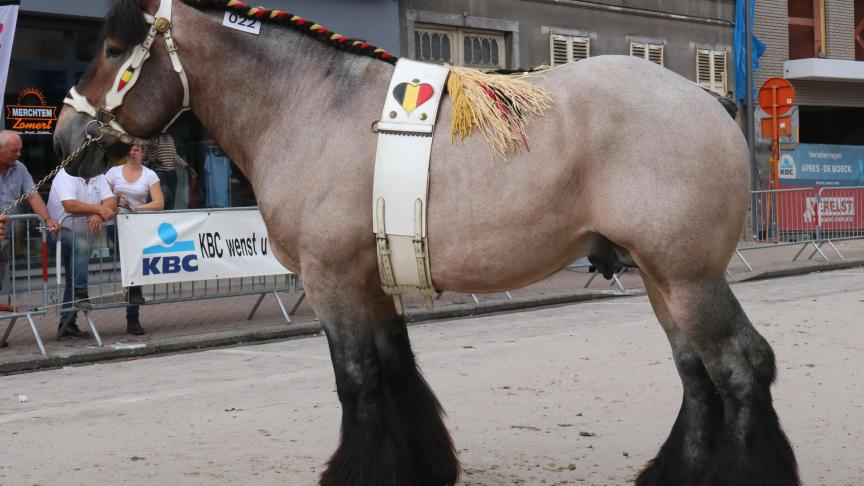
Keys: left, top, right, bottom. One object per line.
{"left": 53, "top": 0, "right": 799, "bottom": 484}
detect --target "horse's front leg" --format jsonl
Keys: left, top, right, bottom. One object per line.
{"left": 302, "top": 266, "right": 459, "bottom": 486}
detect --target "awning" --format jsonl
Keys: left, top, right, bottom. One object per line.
{"left": 783, "top": 58, "right": 864, "bottom": 83}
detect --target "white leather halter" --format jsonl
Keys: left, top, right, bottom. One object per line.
{"left": 64, "top": 0, "right": 190, "bottom": 144}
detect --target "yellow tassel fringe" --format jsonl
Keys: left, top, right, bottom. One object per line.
{"left": 446, "top": 65, "right": 553, "bottom": 158}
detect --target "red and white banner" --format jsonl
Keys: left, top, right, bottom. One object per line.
{"left": 772, "top": 188, "right": 864, "bottom": 233}
{"left": 0, "top": 1, "right": 20, "bottom": 117}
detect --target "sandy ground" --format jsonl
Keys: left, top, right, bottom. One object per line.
{"left": 1, "top": 268, "right": 862, "bottom": 486}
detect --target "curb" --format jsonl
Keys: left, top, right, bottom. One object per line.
{"left": 0, "top": 322, "right": 322, "bottom": 375}
{"left": 405, "top": 289, "right": 630, "bottom": 323}
{"left": 729, "top": 258, "right": 864, "bottom": 283}
{"left": 2, "top": 259, "right": 862, "bottom": 374}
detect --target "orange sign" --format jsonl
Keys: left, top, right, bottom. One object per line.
{"left": 5, "top": 87, "right": 58, "bottom": 135}
{"left": 760, "top": 116, "right": 792, "bottom": 139}
{"left": 758, "top": 78, "right": 795, "bottom": 116}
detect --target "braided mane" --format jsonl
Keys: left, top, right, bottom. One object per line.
{"left": 181, "top": 0, "right": 397, "bottom": 64}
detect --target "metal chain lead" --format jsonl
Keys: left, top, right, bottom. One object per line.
{"left": 1, "top": 137, "right": 96, "bottom": 216}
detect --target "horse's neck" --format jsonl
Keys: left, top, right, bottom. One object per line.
{"left": 180, "top": 8, "right": 393, "bottom": 180}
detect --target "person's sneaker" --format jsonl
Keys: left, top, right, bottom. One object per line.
{"left": 57, "top": 323, "right": 91, "bottom": 340}
{"left": 74, "top": 291, "right": 92, "bottom": 310}
{"left": 126, "top": 316, "right": 146, "bottom": 336}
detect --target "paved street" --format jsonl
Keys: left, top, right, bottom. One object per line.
{"left": 1, "top": 268, "right": 863, "bottom": 486}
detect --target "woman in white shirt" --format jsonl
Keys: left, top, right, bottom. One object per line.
{"left": 106, "top": 144, "right": 164, "bottom": 335}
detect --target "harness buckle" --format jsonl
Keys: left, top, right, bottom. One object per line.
{"left": 96, "top": 108, "right": 116, "bottom": 125}
{"left": 164, "top": 35, "right": 178, "bottom": 54}
{"left": 154, "top": 17, "right": 171, "bottom": 33}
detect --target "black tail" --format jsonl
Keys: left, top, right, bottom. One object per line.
{"left": 704, "top": 89, "right": 739, "bottom": 119}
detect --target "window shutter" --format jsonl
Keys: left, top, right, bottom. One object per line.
{"left": 696, "top": 49, "right": 727, "bottom": 95}
{"left": 714, "top": 50, "right": 726, "bottom": 92}
{"left": 647, "top": 45, "right": 664, "bottom": 65}
{"left": 550, "top": 34, "right": 590, "bottom": 66}
{"left": 571, "top": 37, "right": 590, "bottom": 61}
{"left": 631, "top": 42, "right": 663, "bottom": 65}
{"left": 696, "top": 49, "right": 713, "bottom": 89}
{"left": 551, "top": 34, "right": 570, "bottom": 66}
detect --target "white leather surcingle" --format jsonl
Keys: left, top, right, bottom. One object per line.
{"left": 372, "top": 59, "right": 449, "bottom": 314}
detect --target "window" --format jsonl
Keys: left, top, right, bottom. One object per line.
{"left": 11, "top": 27, "right": 66, "bottom": 61}
{"left": 414, "top": 25, "right": 506, "bottom": 69}
{"left": 788, "top": 0, "right": 825, "bottom": 59}
{"left": 630, "top": 42, "right": 664, "bottom": 66}
{"left": 856, "top": 0, "right": 864, "bottom": 60}
{"left": 696, "top": 49, "right": 727, "bottom": 95}
{"left": 550, "top": 34, "right": 590, "bottom": 66}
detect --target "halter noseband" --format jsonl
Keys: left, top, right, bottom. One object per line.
{"left": 64, "top": 0, "right": 190, "bottom": 145}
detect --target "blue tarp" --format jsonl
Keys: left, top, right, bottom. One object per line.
{"left": 734, "top": 0, "right": 767, "bottom": 104}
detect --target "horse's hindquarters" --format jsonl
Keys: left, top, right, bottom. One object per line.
{"left": 427, "top": 58, "right": 749, "bottom": 292}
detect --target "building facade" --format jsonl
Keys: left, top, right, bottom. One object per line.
{"left": 399, "top": 0, "right": 736, "bottom": 97}
{"left": 752, "top": 0, "right": 863, "bottom": 189}
{"left": 756, "top": 0, "right": 863, "bottom": 142}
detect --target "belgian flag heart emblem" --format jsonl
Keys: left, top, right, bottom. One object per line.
{"left": 393, "top": 81, "right": 435, "bottom": 114}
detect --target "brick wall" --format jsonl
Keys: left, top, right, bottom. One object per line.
{"left": 755, "top": 0, "right": 862, "bottom": 107}
{"left": 825, "top": 0, "right": 855, "bottom": 60}
{"left": 754, "top": 0, "right": 788, "bottom": 88}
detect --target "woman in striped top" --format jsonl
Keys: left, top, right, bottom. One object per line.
{"left": 146, "top": 134, "right": 194, "bottom": 209}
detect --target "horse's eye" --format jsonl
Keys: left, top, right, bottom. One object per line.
{"left": 105, "top": 45, "right": 124, "bottom": 59}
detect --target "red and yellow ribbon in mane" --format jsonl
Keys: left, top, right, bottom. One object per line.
{"left": 188, "top": 0, "right": 396, "bottom": 63}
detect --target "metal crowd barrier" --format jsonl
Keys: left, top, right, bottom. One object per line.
{"left": 0, "top": 214, "right": 52, "bottom": 356}
{"left": 813, "top": 186, "right": 864, "bottom": 260}
{"left": 736, "top": 187, "right": 864, "bottom": 271}
{"left": 52, "top": 210, "right": 301, "bottom": 350}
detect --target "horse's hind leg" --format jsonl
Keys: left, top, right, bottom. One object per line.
{"left": 658, "top": 277, "right": 799, "bottom": 486}
{"left": 303, "top": 269, "right": 459, "bottom": 486}
{"left": 636, "top": 275, "right": 723, "bottom": 486}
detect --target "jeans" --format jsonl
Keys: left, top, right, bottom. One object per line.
{"left": 57, "top": 228, "right": 90, "bottom": 324}
{"left": 0, "top": 241, "right": 11, "bottom": 292}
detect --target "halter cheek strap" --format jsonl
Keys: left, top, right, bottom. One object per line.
{"left": 64, "top": 0, "right": 190, "bottom": 139}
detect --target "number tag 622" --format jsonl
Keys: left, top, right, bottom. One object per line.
{"left": 223, "top": 11, "right": 261, "bottom": 35}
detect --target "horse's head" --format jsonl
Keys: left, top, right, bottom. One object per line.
{"left": 54, "top": 0, "right": 189, "bottom": 178}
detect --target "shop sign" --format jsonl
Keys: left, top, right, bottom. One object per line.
{"left": 778, "top": 144, "right": 864, "bottom": 188}
{"left": 5, "top": 87, "right": 58, "bottom": 135}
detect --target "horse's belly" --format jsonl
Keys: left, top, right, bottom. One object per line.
{"left": 427, "top": 220, "right": 599, "bottom": 293}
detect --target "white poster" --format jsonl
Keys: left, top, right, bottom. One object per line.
{"left": 0, "top": 2, "right": 19, "bottom": 113}
{"left": 117, "top": 209, "right": 292, "bottom": 286}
